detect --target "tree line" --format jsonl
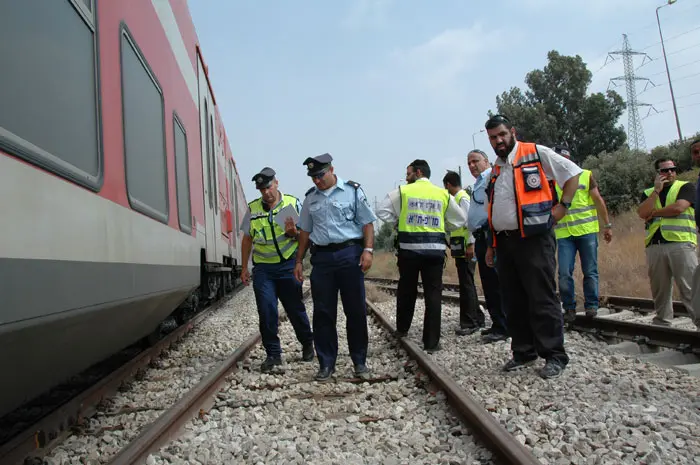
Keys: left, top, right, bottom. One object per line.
{"left": 374, "top": 50, "right": 699, "bottom": 251}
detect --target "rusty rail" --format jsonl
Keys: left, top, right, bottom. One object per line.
{"left": 0, "top": 285, "right": 242, "bottom": 465}
{"left": 366, "top": 300, "right": 541, "bottom": 465}
{"left": 107, "top": 287, "right": 312, "bottom": 465}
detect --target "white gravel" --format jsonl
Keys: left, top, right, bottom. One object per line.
{"left": 146, "top": 298, "right": 497, "bottom": 465}
{"left": 44, "top": 287, "right": 262, "bottom": 465}
{"left": 372, "top": 293, "right": 700, "bottom": 465}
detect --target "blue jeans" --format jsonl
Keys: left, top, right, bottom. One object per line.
{"left": 253, "top": 259, "right": 313, "bottom": 358}
{"left": 557, "top": 233, "right": 599, "bottom": 311}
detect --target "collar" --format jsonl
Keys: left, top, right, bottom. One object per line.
{"left": 261, "top": 192, "right": 284, "bottom": 211}
{"left": 494, "top": 141, "right": 519, "bottom": 166}
{"left": 415, "top": 178, "right": 431, "bottom": 183}
{"left": 313, "top": 176, "right": 345, "bottom": 196}
{"left": 477, "top": 167, "right": 492, "bottom": 181}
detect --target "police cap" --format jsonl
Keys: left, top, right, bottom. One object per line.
{"left": 553, "top": 146, "right": 571, "bottom": 159}
{"left": 251, "top": 167, "right": 276, "bottom": 189}
{"left": 302, "top": 153, "right": 333, "bottom": 177}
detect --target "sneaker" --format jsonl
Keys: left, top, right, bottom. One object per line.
{"left": 563, "top": 309, "right": 577, "bottom": 323}
{"left": 585, "top": 308, "right": 598, "bottom": 318}
{"left": 354, "top": 364, "right": 370, "bottom": 379}
{"left": 260, "top": 356, "right": 282, "bottom": 373}
{"left": 481, "top": 332, "right": 508, "bottom": 343}
{"left": 501, "top": 358, "right": 536, "bottom": 372}
{"left": 539, "top": 360, "right": 565, "bottom": 379}
{"left": 302, "top": 343, "right": 315, "bottom": 362}
{"left": 314, "top": 366, "right": 335, "bottom": 382}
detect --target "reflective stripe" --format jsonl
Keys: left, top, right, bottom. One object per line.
{"left": 253, "top": 239, "right": 296, "bottom": 259}
{"left": 555, "top": 215, "right": 598, "bottom": 229}
{"left": 398, "top": 181, "right": 449, "bottom": 257}
{"left": 248, "top": 194, "right": 300, "bottom": 264}
{"left": 399, "top": 242, "right": 447, "bottom": 250}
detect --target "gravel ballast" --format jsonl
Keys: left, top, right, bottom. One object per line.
{"left": 372, "top": 294, "right": 700, "bottom": 465}
{"left": 146, "top": 298, "right": 497, "bottom": 465}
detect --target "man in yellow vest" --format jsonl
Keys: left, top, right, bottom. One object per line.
{"left": 376, "top": 160, "right": 466, "bottom": 352}
{"left": 240, "top": 167, "right": 314, "bottom": 373}
{"left": 552, "top": 146, "right": 613, "bottom": 321}
{"left": 442, "top": 170, "right": 491, "bottom": 338}
{"left": 637, "top": 158, "right": 698, "bottom": 325}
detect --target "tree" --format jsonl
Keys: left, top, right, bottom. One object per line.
{"left": 374, "top": 221, "right": 396, "bottom": 251}
{"left": 492, "top": 51, "right": 627, "bottom": 163}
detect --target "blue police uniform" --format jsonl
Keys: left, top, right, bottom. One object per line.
{"left": 240, "top": 167, "right": 314, "bottom": 372}
{"left": 298, "top": 154, "right": 377, "bottom": 379}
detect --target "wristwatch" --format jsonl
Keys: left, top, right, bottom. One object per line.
{"left": 364, "top": 248, "right": 374, "bottom": 254}
{"left": 603, "top": 223, "right": 613, "bottom": 229}
{"left": 560, "top": 201, "right": 572, "bottom": 209}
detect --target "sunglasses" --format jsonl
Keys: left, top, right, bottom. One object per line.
{"left": 311, "top": 168, "right": 329, "bottom": 180}
{"left": 658, "top": 167, "right": 676, "bottom": 173}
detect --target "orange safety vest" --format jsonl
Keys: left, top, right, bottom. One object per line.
{"left": 486, "top": 142, "right": 554, "bottom": 246}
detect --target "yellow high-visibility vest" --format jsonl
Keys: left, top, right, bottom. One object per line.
{"left": 449, "top": 189, "right": 470, "bottom": 257}
{"left": 643, "top": 181, "right": 697, "bottom": 246}
{"left": 397, "top": 179, "right": 449, "bottom": 257}
{"left": 554, "top": 170, "right": 599, "bottom": 239}
{"left": 248, "top": 194, "right": 300, "bottom": 264}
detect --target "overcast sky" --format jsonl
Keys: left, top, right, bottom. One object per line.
{"left": 188, "top": 0, "right": 700, "bottom": 207}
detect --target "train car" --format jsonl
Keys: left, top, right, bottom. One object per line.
{"left": 0, "top": 0, "right": 245, "bottom": 418}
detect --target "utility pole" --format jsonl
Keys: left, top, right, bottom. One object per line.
{"left": 656, "top": 0, "right": 683, "bottom": 142}
{"left": 608, "top": 34, "right": 657, "bottom": 151}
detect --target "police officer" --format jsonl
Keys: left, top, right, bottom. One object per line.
{"left": 293, "top": 154, "right": 377, "bottom": 382}
{"left": 240, "top": 167, "right": 315, "bottom": 373}
{"left": 376, "top": 159, "right": 466, "bottom": 352}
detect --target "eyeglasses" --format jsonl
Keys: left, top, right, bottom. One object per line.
{"left": 658, "top": 167, "right": 677, "bottom": 173}
{"left": 311, "top": 168, "right": 329, "bottom": 180}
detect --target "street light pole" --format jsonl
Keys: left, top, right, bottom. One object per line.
{"left": 472, "top": 129, "right": 485, "bottom": 149}
{"left": 656, "top": 0, "right": 683, "bottom": 142}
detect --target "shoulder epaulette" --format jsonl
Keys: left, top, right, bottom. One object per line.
{"left": 346, "top": 180, "right": 360, "bottom": 189}
{"left": 305, "top": 186, "right": 316, "bottom": 196}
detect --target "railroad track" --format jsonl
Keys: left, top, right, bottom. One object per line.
{"left": 364, "top": 276, "right": 692, "bottom": 319}
{"left": 1, "top": 282, "right": 246, "bottom": 465}
{"left": 102, "top": 290, "right": 540, "bottom": 464}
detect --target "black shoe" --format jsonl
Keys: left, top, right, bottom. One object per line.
{"left": 563, "top": 309, "right": 577, "bottom": 323}
{"left": 480, "top": 327, "right": 494, "bottom": 336}
{"left": 302, "top": 343, "right": 315, "bottom": 362}
{"left": 585, "top": 308, "right": 598, "bottom": 318}
{"left": 456, "top": 325, "right": 482, "bottom": 336}
{"left": 424, "top": 343, "right": 442, "bottom": 353}
{"left": 396, "top": 330, "right": 408, "bottom": 338}
{"left": 260, "top": 356, "right": 283, "bottom": 373}
{"left": 315, "top": 366, "right": 335, "bottom": 382}
{"left": 354, "top": 363, "right": 370, "bottom": 379}
{"left": 482, "top": 333, "right": 508, "bottom": 343}
{"left": 539, "top": 360, "right": 565, "bottom": 379}
{"left": 501, "top": 358, "right": 536, "bottom": 372}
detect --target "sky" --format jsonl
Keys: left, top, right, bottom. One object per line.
{"left": 188, "top": 0, "right": 700, "bottom": 208}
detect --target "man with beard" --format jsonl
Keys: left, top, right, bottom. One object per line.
{"left": 483, "top": 115, "right": 581, "bottom": 379}
{"left": 240, "top": 167, "right": 315, "bottom": 373}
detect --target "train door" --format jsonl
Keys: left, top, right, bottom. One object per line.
{"left": 197, "top": 56, "right": 220, "bottom": 263}
{"left": 228, "top": 159, "right": 240, "bottom": 256}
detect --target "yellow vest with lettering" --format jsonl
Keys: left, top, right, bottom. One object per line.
{"left": 449, "top": 189, "right": 470, "bottom": 257}
{"left": 554, "top": 170, "right": 599, "bottom": 239}
{"left": 643, "top": 181, "right": 697, "bottom": 247}
{"left": 397, "top": 180, "right": 449, "bottom": 257}
{"left": 248, "top": 194, "right": 300, "bottom": 264}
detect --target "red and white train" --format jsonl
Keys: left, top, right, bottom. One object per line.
{"left": 0, "top": 0, "right": 247, "bottom": 417}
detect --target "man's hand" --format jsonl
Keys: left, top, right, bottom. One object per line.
{"left": 485, "top": 246, "right": 495, "bottom": 268}
{"left": 241, "top": 267, "right": 250, "bottom": 286}
{"left": 465, "top": 244, "right": 475, "bottom": 261}
{"left": 293, "top": 261, "right": 304, "bottom": 283}
{"left": 284, "top": 217, "right": 298, "bottom": 238}
{"left": 552, "top": 204, "right": 568, "bottom": 223}
{"left": 603, "top": 228, "right": 613, "bottom": 243}
{"left": 654, "top": 174, "right": 668, "bottom": 193}
{"left": 359, "top": 251, "right": 373, "bottom": 273}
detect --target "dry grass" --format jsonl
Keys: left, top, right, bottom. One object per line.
{"left": 364, "top": 284, "right": 393, "bottom": 303}
{"left": 368, "top": 210, "right": 663, "bottom": 301}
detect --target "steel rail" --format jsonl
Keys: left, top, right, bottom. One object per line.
{"left": 1, "top": 284, "right": 243, "bottom": 465}
{"left": 366, "top": 300, "right": 541, "bottom": 465}
{"left": 571, "top": 314, "right": 700, "bottom": 353}
{"left": 365, "top": 276, "right": 690, "bottom": 318}
{"left": 107, "top": 287, "right": 312, "bottom": 465}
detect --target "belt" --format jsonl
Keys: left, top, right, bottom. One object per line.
{"left": 312, "top": 239, "right": 363, "bottom": 252}
{"left": 495, "top": 229, "right": 520, "bottom": 237}
{"left": 472, "top": 226, "right": 490, "bottom": 239}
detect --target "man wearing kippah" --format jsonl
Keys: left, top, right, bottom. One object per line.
{"left": 240, "top": 167, "right": 315, "bottom": 373}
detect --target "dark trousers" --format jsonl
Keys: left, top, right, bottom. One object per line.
{"left": 454, "top": 257, "right": 484, "bottom": 328}
{"left": 475, "top": 234, "right": 509, "bottom": 335}
{"left": 310, "top": 244, "right": 368, "bottom": 369}
{"left": 396, "top": 254, "right": 444, "bottom": 349}
{"left": 495, "top": 230, "right": 569, "bottom": 366}
{"left": 252, "top": 259, "right": 313, "bottom": 358}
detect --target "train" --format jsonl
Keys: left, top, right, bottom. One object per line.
{"left": 0, "top": 0, "right": 247, "bottom": 418}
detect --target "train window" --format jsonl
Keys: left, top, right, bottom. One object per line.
{"left": 120, "top": 26, "right": 169, "bottom": 223}
{"left": 0, "top": 0, "right": 102, "bottom": 190}
{"left": 173, "top": 113, "right": 192, "bottom": 234}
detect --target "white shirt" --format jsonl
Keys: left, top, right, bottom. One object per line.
{"left": 376, "top": 178, "right": 467, "bottom": 232}
{"left": 491, "top": 142, "right": 582, "bottom": 232}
